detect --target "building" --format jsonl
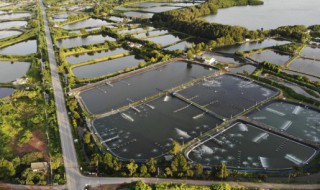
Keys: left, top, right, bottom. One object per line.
{"left": 31, "top": 162, "right": 48, "bottom": 172}
{"left": 203, "top": 56, "right": 216, "bottom": 65}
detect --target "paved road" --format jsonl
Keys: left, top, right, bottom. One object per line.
{"left": 38, "top": 1, "right": 320, "bottom": 190}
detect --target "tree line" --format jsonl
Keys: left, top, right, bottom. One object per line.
{"left": 151, "top": 0, "right": 265, "bottom": 45}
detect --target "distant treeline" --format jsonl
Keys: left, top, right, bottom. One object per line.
{"left": 152, "top": 0, "right": 265, "bottom": 45}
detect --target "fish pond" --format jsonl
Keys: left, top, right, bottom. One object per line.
{"left": 187, "top": 122, "right": 317, "bottom": 169}
{"left": 66, "top": 47, "right": 128, "bottom": 65}
{"left": 0, "top": 61, "right": 30, "bottom": 82}
{"left": 72, "top": 55, "right": 143, "bottom": 79}
{"left": 79, "top": 61, "right": 216, "bottom": 115}
{"left": 94, "top": 96, "right": 222, "bottom": 160}
{"left": 248, "top": 101, "right": 320, "bottom": 143}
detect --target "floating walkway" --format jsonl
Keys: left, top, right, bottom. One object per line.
{"left": 172, "top": 92, "right": 225, "bottom": 121}
{"left": 238, "top": 116, "right": 320, "bottom": 149}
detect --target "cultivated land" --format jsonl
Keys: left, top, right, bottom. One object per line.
{"left": 1, "top": 0, "right": 320, "bottom": 189}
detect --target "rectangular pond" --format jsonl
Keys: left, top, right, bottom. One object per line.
{"left": 248, "top": 101, "right": 320, "bottom": 143}
{"left": 230, "top": 65, "right": 256, "bottom": 75}
{"left": 301, "top": 46, "right": 320, "bottom": 60}
{"left": 0, "top": 87, "right": 14, "bottom": 98}
{"left": 72, "top": 55, "right": 143, "bottom": 79}
{"left": 0, "top": 12, "right": 31, "bottom": 20}
{"left": 0, "top": 39, "right": 37, "bottom": 55}
{"left": 213, "top": 39, "right": 290, "bottom": 53}
{"left": 143, "top": 6, "right": 182, "bottom": 13}
{"left": 186, "top": 122, "right": 317, "bottom": 169}
{"left": 94, "top": 96, "right": 222, "bottom": 160}
{"left": 0, "top": 61, "right": 30, "bottom": 82}
{"left": 56, "top": 34, "right": 115, "bottom": 48}
{"left": 249, "top": 50, "right": 291, "bottom": 66}
{"left": 133, "top": 29, "right": 168, "bottom": 39}
{"left": 289, "top": 58, "right": 320, "bottom": 77}
{"left": 283, "top": 70, "right": 320, "bottom": 82}
{"left": 79, "top": 61, "right": 216, "bottom": 115}
{"left": 66, "top": 47, "right": 128, "bottom": 65}
{"left": 178, "top": 74, "right": 278, "bottom": 118}
{"left": 62, "top": 18, "right": 111, "bottom": 30}
{"left": 165, "top": 41, "right": 192, "bottom": 51}
{"left": 0, "top": 30, "right": 22, "bottom": 39}
{"left": 0, "top": 21, "right": 27, "bottom": 29}
{"left": 146, "top": 34, "right": 182, "bottom": 47}
{"left": 123, "top": 11, "right": 154, "bottom": 19}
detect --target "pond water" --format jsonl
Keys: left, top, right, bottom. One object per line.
{"left": 279, "top": 81, "right": 320, "bottom": 101}
{"left": 301, "top": 47, "right": 320, "bottom": 60}
{"left": 0, "top": 61, "right": 30, "bottom": 82}
{"left": 0, "top": 21, "right": 27, "bottom": 29}
{"left": 249, "top": 101, "right": 320, "bottom": 143}
{"left": 80, "top": 61, "right": 216, "bottom": 114}
{"left": 118, "top": 27, "right": 149, "bottom": 34}
{"left": 146, "top": 34, "right": 182, "bottom": 47}
{"left": 133, "top": 29, "right": 168, "bottom": 39}
{"left": 0, "top": 12, "right": 31, "bottom": 20}
{"left": 72, "top": 55, "right": 143, "bottom": 79}
{"left": 187, "top": 122, "right": 317, "bottom": 169}
{"left": 0, "top": 87, "right": 14, "bottom": 98}
{"left": 62, "top": 18, "right": 111, "bottom": 30}
{"left": 229, "top": 64, "right": 256, "bottom": 74}
{"left": 202, "top": 53, "right": 245, "bottom": 65}
{"left": 123, "top": 11, "right": 154, "bottom": 19}
{"left": 144, "top": 6, "right": 182, "bottom": 13}
{"left": 108, "top": 16, "right": 124, "bottom": 23}
{"left": 0, "top": 39, "right": 37, "bottom": 55}
{"left": 213, "top": 39, "right": 290, "bottom": 53}
{"left": 203, "top": 0, "right": 320, "bottom": 30}
{"left": 283, "top": 70, "right": 320, "bottom": 82}
{"left": 66, "top": 48, "right": 128, "bottom": 65}
{"left": 56, "top": 34, "right": 115, "bottom": 48}
{"left": 0, "top": 30, "right": 22, "bottom": 39}
{"left": 289, "top": 58, "right": 320, "bottom": 77}
{"left": 178, "top": 74, "right": 278, "bottom": 118}
{"left": 127, "top": 2, "right": 169, "bottom": 7}
{"left": 94, "top": 96, "right": 222, "bottom": 160}
{"left": 249, "top": 50, "right": 292, "bottom": 66}
{"left": 165, "top": 41, "right": 192, "bottom": 51}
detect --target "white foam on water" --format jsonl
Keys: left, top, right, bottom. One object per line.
{"left": 280, "top": 120, "right": 293, "bottom": 131}
{"left": 259, "top": 156, "right": 270, "bottom": 168}
{"left": 292, "top": 106, "right": 303, "bottom": 115}
{"left": 121, "top": 113, "right": 134, "bottom": 122}
{"left": 261, "top": 87, "right": 271, "bottom": 97}
{"left": 200, "top": 144, "right": 214, "bottom": 155}
{"left": 253, "top": 133, "right": 269, "bottom": 143}
{"left": 175, "top": 128, "right": 191, "bottom": 139}
{"left": 285, "top": 154, "right": 303, "bottom": 165}
{"left": 253, "top": 116, "right": 267, "bottom": 120}
{"left": 266, "top": 107, "right": 285, "bottom": 116}
{"left": 203, "top": 79, "right": 221, "bottom": 88}
{"left": 238, "top": 123, "right": 248, "bottom": 132}
{"left": 163, "top": 95, "right": 170, "bottom": 102}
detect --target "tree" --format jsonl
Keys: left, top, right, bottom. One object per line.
{"left": 170, "top": 140, "right": 181, "bottom": 155}
{"left": 83, "top": 132, "right": 91, "bottom": 144}
{"left": 171, "top": 154, "right": 189, "bottom": 177}
{"left": 165, "top": 167, "right": 173, "bottom": 177}
{"left": 126, "top": 160, "right": 138, "bottom": 176}
{"left": 135, "top": 180, "right": 152, "bottom": 190}
{"left": 139, "top": 164, "right": 148, "bottom": 176}
{"left": 214, "top": 163, "right": 229, "bottom": 180}
{"left": 146, "top": 158, "right": 157, "bottom": 175}
{"left": 194, "top": 163, "right": 203, "bottom": 177}
{"left": 0, "top": 158, "right": 16, "bottom": 178}
{"left": 187, "top": 50, "right": 193, "bottom": 60}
